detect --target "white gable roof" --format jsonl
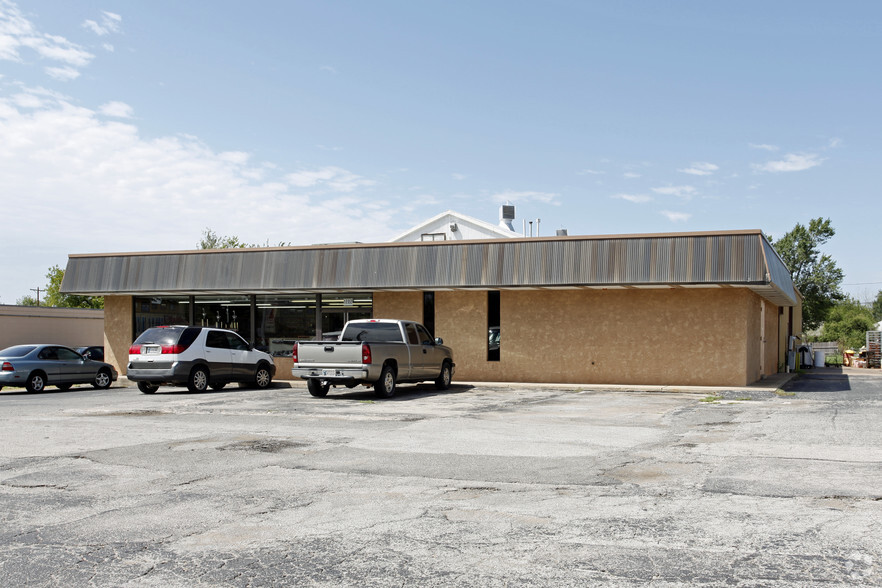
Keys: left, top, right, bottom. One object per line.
{"left": 390, "top": 210, "right": 520, "bottom": 242}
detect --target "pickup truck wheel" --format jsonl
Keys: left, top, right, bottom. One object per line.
{"left": 435, "top": 362, "right": 452, "bottom": 390}
{"left": 138, "top": 382, "right": 158, "bottom": 394}
{"left": 307, "top": 379, "right": 330, "bottom": 397}
{"left": 374, "top": 365, "right": 396, "bottom": 398}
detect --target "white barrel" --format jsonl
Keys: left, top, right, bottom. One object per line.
{"left": 814, "top": 350, "right": 825, "bottom": 368}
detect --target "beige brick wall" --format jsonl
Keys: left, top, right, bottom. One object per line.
{"left": 375, "top": 287, "right": 766, "bottom": 386}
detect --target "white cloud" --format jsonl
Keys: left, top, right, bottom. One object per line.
{"left": 678, "top": 162, "right": 718, "bottom": 176}
{"left": 753, "top": 153, "right": 824, "bottom": 173}
{"left": 0, "top": 1, "right": 94, "bottom": 79}
{"left": 102, "top": 43, "right": 114, "bottom": 52}
{"left": 577, "top": 169, "right": 604, "bottom": 175}
{"left": 611, "top": 193, "right": 651, "bottom": 204}
{"left": 490, "top": 190, "right": 559, "bottom": 205}
{"left": 828, "top": 137, "right": 842, "bottom": 148}
{"left": 750, "top": 143, "right": 779, "bottom": 151}
{"left": 99, "top": 100, "right": 133, "bottom": 118}
{"left": 660, "top": 210, "right": 691, "bottom": 222}
{"left": 0, "top": 92, "right": 400, "bottom": 303}
{"left": 452, "top": 173, "right": 466, "bottom": 180}
{"left": 82, "top": 11, "right": 122, "bottom": 36}
{"left": 651, "top": 185, "right": 696, "bottom": 198}
{"left": 45, "top": 66, "right": 80, "bottom": 81}
{"left": 285, "top": 166, "right": 375, "bottom": 192}
{"left": 319, "top": 65, "right": 338, "bottom": 74}
{"left": 623, "top": 172, "right": 641, "bottom": 179}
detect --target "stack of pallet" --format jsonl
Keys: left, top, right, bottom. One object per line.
{"left": 867, "top": 331, "right": 882, "bottom": 369}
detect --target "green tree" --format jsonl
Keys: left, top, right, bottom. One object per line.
{"left": 16, "top": 295, "right": 38, "bottom": 306}
{"left": 819, "top": 298, "right": 876, "bottom": 350}
{"left": 198, "top": 228, "right": 290, "bottom": 249}
{"left": 770, "top": 217, "right": 844, "bottom": 330}
{"left": 199, "top": 228, "right": 253, "bottom": 249}
{"left": 871, "top": 291, "right": 882, "bottom": 323}
{"left": 41, "top": 265, "right": 104, "bottom": 309}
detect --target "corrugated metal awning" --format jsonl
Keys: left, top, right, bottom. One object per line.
{"left": 60, "top": 230, "right": 799, "bottom": 306}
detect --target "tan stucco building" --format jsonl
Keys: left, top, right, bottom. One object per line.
{"left": 0, "top": 305, "right": 104, "bottom": 350}
{"left": 61, "top": 229, "right": 800, "bottom": 387}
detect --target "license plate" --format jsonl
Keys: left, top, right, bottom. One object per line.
{"left": 321, "top": 369, "right": 336, "bottom": 377}
{"left": 143, "top": 346, "right": 161, "bottom": 355}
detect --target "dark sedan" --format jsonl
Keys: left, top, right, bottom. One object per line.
{"left": 0, "top": 344, "right": 118, "bottom": 393}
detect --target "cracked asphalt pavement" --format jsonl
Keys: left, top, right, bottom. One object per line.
{"left": 1, "top": 369, "right": 880, "bottom": 586}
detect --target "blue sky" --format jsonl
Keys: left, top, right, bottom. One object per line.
{"left": 1, "top": 1, "right": 879, "bottom": 305}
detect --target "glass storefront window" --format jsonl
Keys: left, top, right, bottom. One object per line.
{"left": 193, "top": 295, "right": 252, "bottom": 341}
{"left": 320, "top": 293, "right": 373, "bottom": 339}
{"left": 132, "top": 293, "right": 373, "bottom": 355}
{"left": 134, "top": 296, "right": 190, "bottom": 338}
{"left": 255, "top": 295, "right": 318, "bottom": 357}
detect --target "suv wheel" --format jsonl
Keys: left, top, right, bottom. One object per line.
{"left": 254, "top": 364, "right": 272, "bottom": 389}
{"left": 187, "top": 366, "right": 209, "bottom": 393}
{"left": 138, "top": 382, "right": 158, "bottom": 394}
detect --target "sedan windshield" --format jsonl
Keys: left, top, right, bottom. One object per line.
{"left": 0, "top": 345, "right": 37, "bottom": 357}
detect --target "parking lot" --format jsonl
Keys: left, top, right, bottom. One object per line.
{"left": 1, "top": 370, "right": 880, "bottom": 586}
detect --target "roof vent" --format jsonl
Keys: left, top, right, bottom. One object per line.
{"left": 556, "top": 229, "right": 568, "bottom": 236}
{"left": 499, "top": 203, "right": 515, "bottom": 231}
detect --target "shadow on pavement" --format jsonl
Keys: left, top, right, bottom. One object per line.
{"left": 316, "top": 383, "right": 475, "bottom": 402}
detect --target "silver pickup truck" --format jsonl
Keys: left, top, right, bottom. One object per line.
{"left": 291, "top": 319, "right": 455, "bottom": 398}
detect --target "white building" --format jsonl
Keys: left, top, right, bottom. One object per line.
{"left": 391, "top": 208, "right": 521, "bottom": 242}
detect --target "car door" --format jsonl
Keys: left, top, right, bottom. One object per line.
{"left": 225, "top": 332, "right": 253, "bottom": 380}
{"left": 404, "top": 323, "right": 426, "bottom": 378}
{"left": 204, "top": 330, "right": 233, "bottom": 379}
{"left": 36, "top": 346, "right": 63, "bottom": 382}
{"left": 56, "top": 346, "right": 91, "bottom": 383}
{"left": 416, "top": 324, "right": 444, "bottom": 378}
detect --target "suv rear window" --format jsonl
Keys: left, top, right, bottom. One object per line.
{"left": 134, "top": 326, "right": 201, "bottom": 348}
{"left": 341, "top": 322, "right": 404, "bottom": 343}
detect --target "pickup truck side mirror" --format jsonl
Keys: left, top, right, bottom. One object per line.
{"left": 434, "top": 337, "right": 443, "bottom": 345}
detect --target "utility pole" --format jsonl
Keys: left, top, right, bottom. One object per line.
{"left": 30, "top": 287, "right": 42, "bottom": 306}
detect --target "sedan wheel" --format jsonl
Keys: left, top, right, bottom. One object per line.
{"left": 26, "top": 372, "right": 46, "bottom": 393}
{"left": 93, "top": 369, "right": 112, "bottom": 390}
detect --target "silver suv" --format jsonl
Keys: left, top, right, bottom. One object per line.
{"left": 128, "top": 326, "right": 275, "bottom": 394}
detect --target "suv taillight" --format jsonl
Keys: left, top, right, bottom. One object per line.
{"left": 129, "top": 345, "right": 140, "bottom": 354}
{"left": 161, "top": 344, "right": 185, "bottom": 354}
{"left": 362, "top": 343, "right": 372, "bottom": 364}
{"left": 291, "top": 343, "right": 298, "bottom": 363}
{"left": 1, "top": 362, "right": 13, "bottom": 372}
